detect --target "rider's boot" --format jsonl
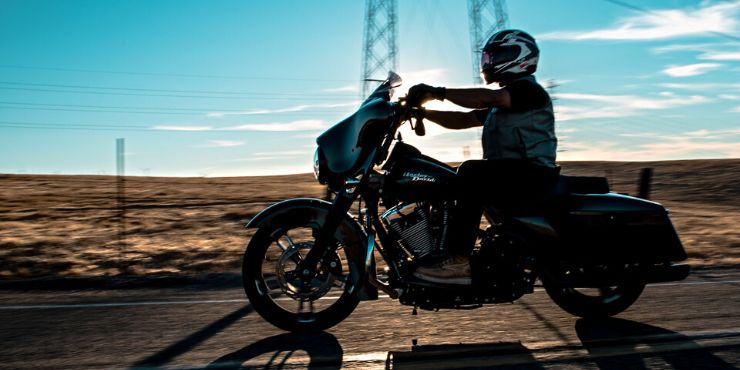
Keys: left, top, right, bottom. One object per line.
{"left": 413, "top": 255, "right": 471, "bottom": 285}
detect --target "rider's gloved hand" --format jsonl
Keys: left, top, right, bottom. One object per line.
{"left": 406, "top": 84, "right": 446, "bottom": 107}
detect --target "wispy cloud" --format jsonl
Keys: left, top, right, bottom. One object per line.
{"left": 684, "top": 128, "right": 740, "bottom": 138}
{"left": 663, "top": 63, "right": 722, "bottom": 77}
{"left": 699, "top": 51, "right": 740, "bottom": 61}
{"left": 152, "top": 125, "right": 213, "bottom": 131}
{"left": 152, "top": 119, "right": 328, "bottom": 132}
{"left": 198, "top": 140, "right": 244, "bottom": 148}
{"left": 653, "top": 42, "right": 720, "bottom": 53}
{"left": 323, "top": 85, "right": 359, "bottom": 93}
{"left": 554, "top": 92, "right": 709, "bottom": 121}
{"left": 229, "top": 150, "right": 311, "bottom": 162}
{"left": 540, "top": 2, "right": 740, "bottom": 41}
{"left": 560, "top": 128, "right": 740, "bottom": 161}
{"left": 207, "top": 102, "right": 358, "bottom": 117}
{"left": 557, "top": 127, "right": 579, "bottom": 134}
{"left": 653, "top": 42, "right": 740, "bottom": 61}
{"left": 659, "top": 82, "right": 740, "bottom": 91}
{"left": 227, "top": 119, "right": 327, "bottom": 131}
{"left": 618, "top": 132, "right": 660, "bottom": 138}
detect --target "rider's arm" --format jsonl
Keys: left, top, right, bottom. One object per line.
{"left": 443, "top": 87, "right": 512, "bottom": 110}
{"left": 424, "top": 109, "right": 484, "bottom": 130}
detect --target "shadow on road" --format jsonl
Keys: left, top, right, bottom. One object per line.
{"left": 207, "top": 332, "right": 343, "bottom": 370}
{"left": 132, "top": 304, "right": 254, "bottom": 368}
{"left": 386, "top": 341, "right": 545, "bottom": 370}
{"left": 576, "top": 318, "right": 736, "bottom": 370}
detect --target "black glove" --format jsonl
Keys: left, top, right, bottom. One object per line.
{"left": 406, "top": 83, "right": 446, "bottom": 107}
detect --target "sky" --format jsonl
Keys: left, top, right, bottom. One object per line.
{"left": 0, "top": 0, "right": 738, "bottom": 177}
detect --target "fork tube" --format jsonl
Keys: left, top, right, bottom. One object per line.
{"left": 362, "top": 196, "right": 405, "bottom": 283}
{"left": 298, "top": 183, "right": 359, "bottom": 279}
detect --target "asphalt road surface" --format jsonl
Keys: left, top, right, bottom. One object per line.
{"left": 1, "top": 268, "right": 739, "bottom": 370}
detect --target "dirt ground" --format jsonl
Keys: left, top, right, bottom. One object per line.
{"left": 1, "top": 159, "right": 738, "bottom": 279}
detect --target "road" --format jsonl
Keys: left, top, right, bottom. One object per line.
{"left": 1, "top": 268, "right": 739, "bottom": 369}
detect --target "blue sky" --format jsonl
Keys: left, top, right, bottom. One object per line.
{"left": 1, "top": 0, "right": 738, "bottom": 176}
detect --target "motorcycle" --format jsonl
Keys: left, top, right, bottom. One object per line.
{"left": 242, "top": 72, "right": 689, "bottom": 332}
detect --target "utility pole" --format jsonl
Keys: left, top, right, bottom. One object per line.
{"left": 361, "top": 0, "right": 398, "bottom": 98}
{"left": 116, "top": 138, "right": 127, "bottom": 273}
{"left": 467, "top": 0, "right": 509, "bottom": 84}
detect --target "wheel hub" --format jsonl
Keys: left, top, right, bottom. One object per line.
{"left": 275, "top": 242, "right": 342, "bottom": 301}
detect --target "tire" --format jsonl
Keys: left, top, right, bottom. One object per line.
{"left": 243, "top": 223, "right": 360, "bottom": 332}
{"left": 542, "top": 273, "right": 645, "bottom": 319}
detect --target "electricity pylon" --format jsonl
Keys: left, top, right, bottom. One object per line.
{"left": 467, "top": 0, "right": 509, "bottom": 84}
{"left": 361, "top": 0, "right": 398, "bottom": 98}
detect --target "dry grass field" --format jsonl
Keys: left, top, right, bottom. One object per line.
{"left": 1, "top": 159, "right": 738, "bottom": 280}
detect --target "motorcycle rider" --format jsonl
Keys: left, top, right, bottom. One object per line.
{"left": 407, "top": 29, "right": 558, "bottom": 285}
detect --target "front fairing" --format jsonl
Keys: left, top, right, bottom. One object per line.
{"left": 314, "top": 72, "right": 402, "bottom": 184}
{"left": 316, "top": 99, "right": 393, "bottom": 175}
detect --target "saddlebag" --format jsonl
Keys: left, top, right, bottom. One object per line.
{"left": 550, "top": 193, "right": 687, "bottom": 264}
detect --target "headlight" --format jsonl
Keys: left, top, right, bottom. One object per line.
{"left": 313, "top": 147, "right": 321, "bottom": 181}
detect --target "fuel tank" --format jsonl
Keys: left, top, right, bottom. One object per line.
{"left": 383, "top": 142, "right": 456, "bottom": 202}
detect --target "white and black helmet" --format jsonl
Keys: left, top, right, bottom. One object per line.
{"left": 480, "top": 29, "right": 539, "bottom": 84}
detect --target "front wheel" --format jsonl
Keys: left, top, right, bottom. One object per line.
{"left": 243, "top": 223, "right": 360, "bottom": 332}
{"left": 542, "top": 273, "right": 645, "bottom": 319}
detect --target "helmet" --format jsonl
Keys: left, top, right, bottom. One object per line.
{"left": 480, "top": 29, "right": 539, "bottom": 84}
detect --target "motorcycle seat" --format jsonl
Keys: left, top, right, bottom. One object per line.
{"left": 500, "top": 175, "right": 610, "bottom": 217}
{"left": 551, "top": 175, "right": 610, "bottom": 197}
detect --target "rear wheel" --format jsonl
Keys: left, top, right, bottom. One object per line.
{"left": 243, "top": 223, "right": 360, "bottom": 332}
{"left": 542, "top": 271, "right": 645, "bottom": 318}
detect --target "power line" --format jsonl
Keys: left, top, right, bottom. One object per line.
{"left": 601, "top": 0, "right": 740, "bottom": 43}
{"left": 0, "top": 100, "right": 220, "bottom": 112}
{"left": 0, "top": 81, "right": 355, "bottom": 97}
{"left": 0, "top": 86, "right": 347, "bottom": 101}
{"left": 0, "top": 120, "right": 334, "bottom": 132}
{"left": 0, "top": 120, "right": 151, "bottom": 131}
{"left": 0, "top": 65, "right": 357, "bottom": 82}
{"left": 0, "top": 105, "right": 346, "bottom": 117}
{"left": 0, "top": 106, "right": 203, "bottom": 116}
{"left": 0, "top": 100, "right": 351, "bottom": 114}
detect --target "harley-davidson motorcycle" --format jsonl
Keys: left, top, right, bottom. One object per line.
{"left": 242, "top": 72, "right": 689, "bottom": 332}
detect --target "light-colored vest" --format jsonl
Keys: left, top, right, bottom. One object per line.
{"left": 481, "top": 76, "right": 557, "bottom": 168}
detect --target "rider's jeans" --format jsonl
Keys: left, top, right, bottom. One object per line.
{"left": 448, "top": 159, "right": 558, "bottom": 256}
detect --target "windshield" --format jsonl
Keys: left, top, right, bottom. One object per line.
{"left": 362, "top": 71, "right": 402, "bottom": 105}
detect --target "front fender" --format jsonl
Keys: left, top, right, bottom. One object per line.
{"left": 246, "top": 198, "right": 377, "bottom": 300}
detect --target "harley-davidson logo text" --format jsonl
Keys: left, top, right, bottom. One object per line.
{"left": 403, "top": 171, "right": 436, "bottom": 183}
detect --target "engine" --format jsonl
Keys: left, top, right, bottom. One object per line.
{"left": 380, "top": 202, "right": 450, "bottom": 262}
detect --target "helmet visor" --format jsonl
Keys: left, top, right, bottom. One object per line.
{"left": 481, "top": 46, "right": 521, "bottom": 69}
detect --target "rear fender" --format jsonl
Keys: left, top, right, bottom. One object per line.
{"left": 246, "top": 198, "right": 377, "bottom": 300}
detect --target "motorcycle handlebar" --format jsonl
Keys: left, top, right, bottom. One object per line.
{"left": 394, "top": 99, "right": 426, "bottom": 137}
{"left": 413, "top": 115, "right": 426, "bottom": 136}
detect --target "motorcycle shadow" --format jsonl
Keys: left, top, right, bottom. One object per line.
{"left": 576, "top": 318, "right": 736, "bottom": 370}
{"left": 386, "top": 341, "right": 545, "bottom": 370}
{"left": 206, "top": 331, "right": 342, "bottom": 370}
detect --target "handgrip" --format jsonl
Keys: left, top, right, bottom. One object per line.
{"left": 414, "top": 114, "right": 427, "bottom": 136}
{"left": 414, "top": 115, "right": 426, "bottom": 136}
